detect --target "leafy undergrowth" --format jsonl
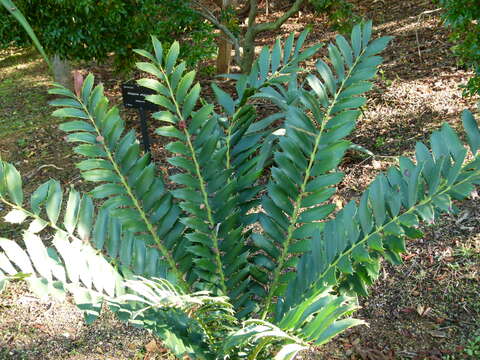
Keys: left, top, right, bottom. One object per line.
{"left": 0, "top": 0, "right": 479, "bottom": 359}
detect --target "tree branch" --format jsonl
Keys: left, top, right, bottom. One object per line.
{"left": 191, "top": 0, "right": 242, "bottom": 65}
{"left": 247, "top": 0, "right": 258, "bottom": 29}
{"left": 237, "top": 0, "right": 251, "bottom": 18}
{"left": 253, "top": 0, "right": 305, "bottom": 34}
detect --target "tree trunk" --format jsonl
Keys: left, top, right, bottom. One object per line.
{"left": 239, "top": 0, "right": 305, "bottom": 73}
{"left": 216, "top": 0, "right": 234, "bottom": 74}
{"left": 240, "top": 0, "right": 259, "bottom": 73}
{"left": 240, "top": 31, "right": 256, "bottom": 73}
{"left": 52, "top": 54, "right": 73, "bottom": 90}
{"left": 217, "top": 38, "right": 232, "bottom": 74}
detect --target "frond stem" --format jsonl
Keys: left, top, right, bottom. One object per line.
{"left": 78, "top": 100, "right": 189, "bottom": 292}
{"left": 261, "top": 46, "right": 366, "bottom": 319}
{"left": 306, "top": 163, "right": 480, "bottom": 301}
{"left": 0, "top": 196, "right": 83, "bottom": 244}
{"left": 225, "top": 126, "right": 232, "bottom": 171}
{"left": 158, "top": 66, "right": 228, "bottom": 295}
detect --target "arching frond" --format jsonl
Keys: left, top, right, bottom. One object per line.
{"left": 252, "top": 22, "right": 393, "bottom": 316}
{"left": 50, "top": 78, "right": 190, "bottom": 290}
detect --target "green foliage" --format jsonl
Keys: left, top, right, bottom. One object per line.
{"left": 220, "top": 5, "right": 241, "bottom": 37}
{"left": 1, "top": 22, "right": 480, "bottom": 359}
{"left": 309, "top": 0, "right": 360, "bottom": 33}
{"left": 0, "top": 0, "right": 52, "bottom": 71}
{"left": 436, "top": 0, "right": 480, "bottom": 96}
{"left": 464, "top": 330, "right": 480, "bottom": 358}
{"left": 0, "top": 0, "right": 215, "bottom": 71}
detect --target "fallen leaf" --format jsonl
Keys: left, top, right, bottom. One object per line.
{"left": 402, "top": 253, "right": 416, "bottom": 261}
{"left": 470, "top": 189, "right": 479, "bottom": 199}
{"left": 416, "top": 304, "right": 432, "bottom": 316}
{"left": 430, "top": 330, "right": 447, "bottom": 338}
{"left": 145, "top": 339, "right": 159, "bottom": 353}
{"left": 455, "top": 210, "right": 470, "bottom": 224}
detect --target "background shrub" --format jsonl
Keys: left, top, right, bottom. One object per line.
{"left": 436, "top": 0, "right": 480, "bottom": 96}
{"left": 0, "top": 0, "right": 216, "bottom": 71}
{"left": 309, "top": 0, "right": 360, "bottom": 33}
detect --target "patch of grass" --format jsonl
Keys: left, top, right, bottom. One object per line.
{"left": 464, "top": 331, "right": 480, "bottom": 358}
{"left": 0, "top": 47, "right": 55, "bottom": 137}
{"left": 442, "top": 330, "right": 480, "bottom": 359}
{"left": 0, "top": 46, "right": 84, "bottom": 204}
{"left": 374, "top": 136, "right": 386, "bottom": 149}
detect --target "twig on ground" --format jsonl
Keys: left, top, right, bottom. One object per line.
{"left": 415, "top": 8, "right": 442, "bottom": 62}
{"left": 25, "top": 164, "right": 64, "bottom": 181}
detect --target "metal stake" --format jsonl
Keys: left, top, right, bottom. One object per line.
{"left": 138, "top": 107, "right": 151, "bottom": 153}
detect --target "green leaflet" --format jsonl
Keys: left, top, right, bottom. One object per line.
{"left": 3, "top": 163, "right": 23, "bottom": 206}
{"left": 212, "top": 83, "right": 235, "bottom": 116}
{"left": 64, "top": 189, "right": 80, "bottom": 233}
{"left": 59, "top": 120, "right": 95, "bottom": 132}
{"left": 77, "top": 196, "right": 94, "bottom": 241}
{"left": 257, "top": 21, "right": 392, "bottom": 320}
{"left": 45, "top": 181, "right": 62, "bottom": 224}
{"left": 165, "top": 41, "right": 180, "bottom": 74}
{"left": 52, "top": 107, "right": 89, "bottom": 119}
{"left": 462, "top": 110, "right": 480, "bottom": 154}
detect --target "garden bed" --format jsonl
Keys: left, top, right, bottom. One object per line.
{"left": 0, "top": 0, "right": 478, "bottom": 358}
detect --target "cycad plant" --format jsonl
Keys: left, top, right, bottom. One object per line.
{"left": 1, "top": 22, "right": 480, "bottom": 359}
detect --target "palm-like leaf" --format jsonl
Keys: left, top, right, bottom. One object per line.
{"left": 223, "top": 287, "right": 364, "bottom": 359}
{"left": 50, "top": 79, "right": 190, "bottom": 290}
{"left": 217, "top": 29, "right": 323, "bottom": 223}
{"left": 0, "top": 224, "right": 122, "bottom": 322}
{"left": 134, "top": 40, "right": 246, "bottom": 302}
{"left": 277, "top": 119, "right": 480, "bottom": 318}
{"left": 0, "top": 210, "right": 233, "bottom": 359}
{"left": 1, "top": 22, "right": 480, "bottom": 360}
{"left": 132, "top": 32, "right": 322, "bottom": 312}
{"left": 251, "top": 22, "right": 392, "bottom": 316}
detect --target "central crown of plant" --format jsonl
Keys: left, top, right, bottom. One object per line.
{"left": 1, "top": 22, "right": 479, "bottom": 360}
